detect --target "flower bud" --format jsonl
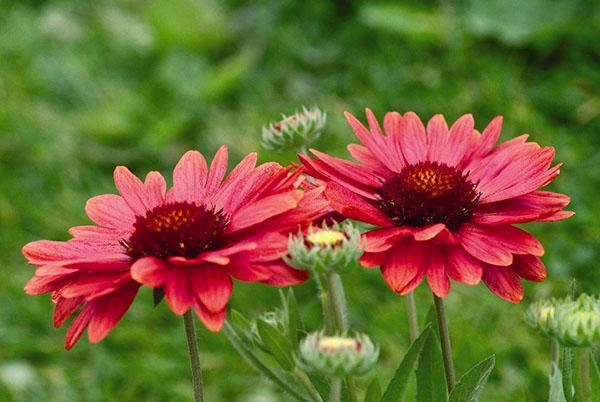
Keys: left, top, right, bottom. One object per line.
{"left": 525, "top": 298, "right": 557, "bottom": 336}
{"left": 261, "top": 106, "right": 326, "bottom": 152}
{"left": 550, "top": 294, "right": 600, "bottom": 347}
{"left": 298, "top": 332, "right": 378, "bottom": 377}
{"left": 285, "top": 221, "right": 363, "bottom": 274}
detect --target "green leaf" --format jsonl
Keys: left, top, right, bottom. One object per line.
{"left": 416, "top": 330, "right": 448, "bottom": 402}
{"left": 449, "top": 355, "right": 495, "bottom": 402}
{"left": 364, "top": 378, "right": 381, "bottom": 402}
{"left": 223, "top": 322, "right": 310, "bottom": 402}
{"left": 381, "top": 325, "right": 432, "bottom": 402}
{"left": 286, "top": 288, "right": 302, "bottom": 347}
{"left": 256, "top": 318, "right": 295, "bottom": 371}
{"left": 549, "top": 363, "right": 567, "bottom": 402}
{"left": 561, "top": 347, "right": 574, "bottom": 402}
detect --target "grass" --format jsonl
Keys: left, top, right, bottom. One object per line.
{"left": 0, "top": 0, "right": 598, "bottom": 400}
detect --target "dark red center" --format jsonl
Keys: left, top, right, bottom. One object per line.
{"left": 122, "top": 202, "right": 228, "bottom": 259}
{"left": 377, "top": 161, "right": 480, "bottom": 230}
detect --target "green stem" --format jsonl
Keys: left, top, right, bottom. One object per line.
{"left": 294, "top": 367, "right": 324, "bottom": 402}
{"left": 315, "top": 272, "right": 334, "bottom": 334}
{"left": 551, "top": 338, "right": 560, "bottom": 366}
{"left": 405, "top": 292, "right": 419, "bottom": 342}
{"left": 183, "top": 311, "right": 204, "bottom": 402}
{"left": 580, "top": 348, "right": 592, "bottom": 402}
{"left": 325, "top": 272, "right": 358, "bottom": 402}
{"left": 326, "top": 272, "right": 348, "bottom": 332}
{"left": 562, "top": 346, "right": 574, "bottom": 402}
{"left": 433, "top": 295, "right": 456, "bottom": 391}
{"left": 329, "top": 378, "right": 342, "bottom": 402}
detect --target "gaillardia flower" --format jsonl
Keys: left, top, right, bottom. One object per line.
{"left": 23, "top": 147, "right": 328, "bottom": 349}
{"left": 300, "top": 110, "right": 573, "bottom": 302}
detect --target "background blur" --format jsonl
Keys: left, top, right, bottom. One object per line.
{"left": 0, "top": 0, "right": 598, "bottom": 401}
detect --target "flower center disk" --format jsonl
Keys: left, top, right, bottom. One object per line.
{"left": 123, "top": 202, "right": 228, "bottom": 259}
{"left": 378, "top": 161, "right": 479, "bottom": 230}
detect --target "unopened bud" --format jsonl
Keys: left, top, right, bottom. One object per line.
{"left": 261, "top": 106, "right": 326, "bottom": 152}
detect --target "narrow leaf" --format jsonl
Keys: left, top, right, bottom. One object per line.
{"left": 416, "top": 330, "right": 448, "bottom": 402}
{"left": 449, "top": 355, "right": 495, "bottom": 402}
{"left": 381, "top": 325, "right": 432, "bottom": 402}
{"left": 223, "top": 322, "right": 310, "bottom": 402}
{"left": 364, "top": 378, "right": 382, "bottom": 402}
{"left": 257, "top": 318, "right": 295, "bottom": 371}
{"left": 591, "top": 353, "right": 600, "bottom": 401}
{"left": 549, "top": 363, "right": 567, "bottom": 402}
{"left": 287, "top": 288, "right": 302, "bottom": 347}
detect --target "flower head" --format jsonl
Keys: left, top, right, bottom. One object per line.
{"left": 300, "top": 110, "right": 573, "bottom": 302}
{"left": 23, "top": 147, "right": 329, "bottom": 349}
{"left": 285, "top": 221, "right": 363, "bottom": 274}
{"left": 262, "top": 106, "right": 326, "bottom": 151}
{"left": 550, "top": 295, "right": 600, "bottom": 347}
{"left": 298, "top": 332, "right": 378, "bottom": 377}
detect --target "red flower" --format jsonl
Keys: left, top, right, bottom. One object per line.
{"left": 300, "top": 110, "right": 573, "bottom": 303}
{"left": 23, "top": 147, "right": 328, "bottom": 349}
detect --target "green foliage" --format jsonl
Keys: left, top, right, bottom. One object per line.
{"left": 416, "top": 331, "right": 448, "bottom": 402}
{"left": 381, "top": 326, "right": 432, "bottom": 402}
{"left": 449, "top": 355, "right": 495, "bottom": 402}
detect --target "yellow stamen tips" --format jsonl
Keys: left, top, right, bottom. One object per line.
{"left": 538, "top": 306, "right": 555, "bottom": 323}
{"left": 306, "top": 230, "right": 345, "bottom": 247}
{"left": 317, "top": 337, "right": 359, "bottom": 354}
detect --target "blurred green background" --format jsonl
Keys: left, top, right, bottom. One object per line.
{"left": 0, "top": 0, "right": 598, "bottom": 401}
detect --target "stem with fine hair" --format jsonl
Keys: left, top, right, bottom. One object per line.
{"left": 329, "top": 378, "right": 342, "bottom": 402}
{"left": 551, "top": 338, "right": 560, "bottom": 366}
{"left": 183, "top": 310, "right": 204, "bottom": 402}
{"left": 405, "top": 292, "right": 419, "bottom": 342}
{"left": 562, "top": 346, "right": 574, "bottom": 402}
{"left": 580, "top": 348, "right": 592, "bottom": 402}
{"left": 325, "top": 271, "right": 358, "bottom": 402}
{"left": 433, "top": 295, "right": 456, "bottom": 391}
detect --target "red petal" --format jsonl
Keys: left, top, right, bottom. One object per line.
{"left": 53, "top": 296, "right": 84, "bottom": 328}
{"left": 193, "top": 302, "right": 227, "bottom": 332}
{"left": 444, "top": 246, "right": 483, "bottom": 285}
{"left": 144, "top": 171, "right": 167, "bottom": 209}
{"left": 398, "top": 112, "right": 427, "bottom": 165}
{"left": 205, "top": 146, "right": 228, "bottom": 197}
{"left": 512, "top": 255, "right": 547, "bottom": 282}
{"left": 130, "top": 257, "right": 169, "bottom": 288}
{"left": 85, "top": 194, "right": 135, "bottom": 230}
{"left": 163, "top": 267, "right": 194, "bottom": 315}
{"left": 113, "top": 166, "right": 150, "bottom": 216}
{"left": 360, "top": 251, "right": 385, "bottom": 268}
{"left": 380, "top": 240, "right": 426, "bottom": 295}
{"left": 425, "top": 246, "right": 449, "bottom": 298}
{"left": 325, "top": 182, "right": 393, "bottom": 226}
{"left": 87, "top": 283, "right": 139, "bottom": 343}
{"left": 227, "top": 190, "right": 302, "bottom": 232}
{"left": 482, "top": 266, "right": 524, "bottom": 303}
{"left": 190, "top": 267, "right": 232, "bottom": 313}
{"left": 64, "top": 303, "right": 94, "bottom": 350}
{"left": 426, "top": 114, "right": 449, "bottom": 161}
{"left": 172, "top": 150, "right": 208, "bottom": 203}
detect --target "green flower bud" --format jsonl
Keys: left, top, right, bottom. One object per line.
{"left": 298, "top": 332, "right": 378, "bottom": 377}
{"left": 284, "top": 221, "right": 363, "bottom": 274}
{"left": 525, "top": 298, "right": 557, "bottom": 337}
{"left": 550, "top": 294, "right": 600, "bottom": 347}
{"left": 261, "top": 106, "right": 326, "bottom": 152}
{"left": 526, "top": 294, "right": 600, "bottom": 347}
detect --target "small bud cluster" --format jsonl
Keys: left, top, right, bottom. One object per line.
{"left": 261, "top": 106, "right": 326, "bottom": 152}
{"left": 298, "top": 332, "right": 378, "bottom": 377}
{"left": 525, "top": 294, "right": 600, "bottom": 347}
{"left": 285, "top": 221, "right": 363, "bottom": 274}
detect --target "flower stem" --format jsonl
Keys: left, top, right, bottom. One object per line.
{"left": 183, "top": 310, "right": 204, "bottom": 402}
{"left": 293, "top": 367, "right": 324, "bottom": 402}
{"left": 551, "top": 338, "right": 560, "bottom": 366}
{"left": 325, "top": 272, "right": 358, "bottom": 402}
{"left": 562, "top": 346, "right": 574, "bottom": 402}
{"left": 580, "top": 348, "right": 592, "bottom": 402}
{"left": 329, "top": 378, "right": 342, "bottom": 402}
{"left": 433, "top": 295, "right": 456, "bottom": 391}
{"left": 405, "top": 292, "right": 419, "bottom": 342}
{"left": 326, "top": 272, "right": 347, "bottom": 332}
